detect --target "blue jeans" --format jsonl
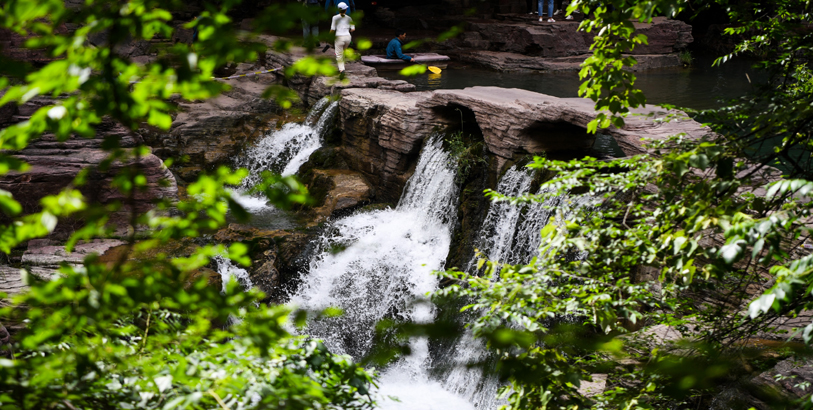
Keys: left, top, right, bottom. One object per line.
{"left": 538, "top": 0, "right": 554, "bottom": 17}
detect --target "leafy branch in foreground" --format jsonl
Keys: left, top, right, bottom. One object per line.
{"left": 0, "top": 0, "right": 375, "bottom": 408}
{"left": 433, "top": 1, "right": 813, "bottom": 406}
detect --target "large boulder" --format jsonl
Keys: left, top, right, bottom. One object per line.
{"left": 304, "top": 169, "right": 375, "bottom": 224}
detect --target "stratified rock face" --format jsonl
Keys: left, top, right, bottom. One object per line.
{"left": 339, "top": 86, "right": 709, "bottom": 197}
{"left": 338, "top": 89, "right": 455, "bottom": 202}
{"left": 464, "top": 17, "right": 692, "bottom": 57}
{"left": 21, "top": 238, "right": 127, "bottom": 267}
{"left": 450, "top": 16, "right": 692, "bottom": 72}
{"left": 0, "top": 111, "right": 177, "bottom": 233}
{"left": 140, "top": 70, "right": 280, "bottom": 182}
{"left": 0, "top": 239, "right": 126, "bottom": 303}
{"left": 467, "top": 20, "right": 590, "bottom": 57}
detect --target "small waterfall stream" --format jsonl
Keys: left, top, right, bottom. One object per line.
{"left": 229, "top": 97, "right": 339, "bottom": 228}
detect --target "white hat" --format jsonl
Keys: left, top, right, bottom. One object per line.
{"left": 338, "top": 2, "right": 348, "bottom": 10}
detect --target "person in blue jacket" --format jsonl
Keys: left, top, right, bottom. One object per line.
{"left": 325, "top": 0, "right": 354, "bottom": 14}
{"left": 386, "top": 29, "right": 414, "bottom": 63}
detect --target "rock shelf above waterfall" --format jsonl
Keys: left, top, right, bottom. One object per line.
{"left": 338, "top": 86, "right": 710, "bottom": 199}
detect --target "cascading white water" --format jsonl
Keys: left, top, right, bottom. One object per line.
{"left": 442, "top": 165, "right": 598, "bottom": 409}
{"left": 236, "top": 98, "right": 339, "bottom": 187}
{"left": 229, "top": 97, "right": 339, "bottom": 227}
{"left": 214, "top": 255, "right": 254, "bottom": 292}
{"left": 466, "top": 165, "right": 535, "bottom": 272}
{"left": 290, "top": 134, "right": 476, "bottom": 409}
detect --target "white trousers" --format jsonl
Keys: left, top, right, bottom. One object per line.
{"left": 335, "top": 35, "right": 351, "bottom": 72}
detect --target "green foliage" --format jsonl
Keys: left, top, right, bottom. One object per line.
{"left": 0, "top": 0, "right": 374, "bottom": 408}
{"left": 678, "top": 49, "right": 693, "bottom": 66}
{"left": 445, "top": 131, "right": 488, "bottom": 184}
{"left": 432, "top": 0, "right": 813, "bottom": 409}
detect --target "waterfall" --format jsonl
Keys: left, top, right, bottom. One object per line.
{"left": 230, "top": 97, "right": 339, "bottom": 222}
{"left": 235, "top": 97, "right": 338, "bottom": 187}
{"left": 466, "top": 165, "right": 535, "bottom": 272}
{"left": 214, "top": 255, "right": 253, "bottom": 293}
{"left": 440, "top": 165, "right": 597, "bottom": 409}
{"left": 290, "top": 134, "right": 476, "bottom": 409}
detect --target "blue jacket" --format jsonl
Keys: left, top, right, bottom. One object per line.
{"left": 325, "top": 0, "right": 354, "bottom": 13}
{"left": 386, "top": 38, "right": 412, "bottom": 62}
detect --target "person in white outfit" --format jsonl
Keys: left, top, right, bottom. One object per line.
{"left": 329, "top": 2, "right": 355, "bottom": 74}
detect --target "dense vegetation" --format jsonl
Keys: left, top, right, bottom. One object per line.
{"left": 0, "top": 0, "right": 373, "bottom": 409}
{"left": 433, "top": 0, "right": 813, "bottom": 409}
{"left": 0, "top": 0, "right": 812, "bottom": 409}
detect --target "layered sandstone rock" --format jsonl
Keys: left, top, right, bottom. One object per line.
{"left": 337, "top": 89, "right": 455, "bottom": 202}
{"left": 338, "top": 86, "right": 709, "bottom": 199}
{"left": 0, "top": 104, "right": 178, "bottom": 234}
{"left": 139, "top": 66, "right": 281, "bottom": 182}
{"left": 447, "top": 16, "right": 692, "bottom": 72}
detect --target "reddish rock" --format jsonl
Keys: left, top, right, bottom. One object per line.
{"left": 338, "top": 89, "right": 455, "bottom": 202}
{"left": 339, "top": 86, "right": 709, "bottom": 198}
{"left": 630, "top": 17, "right": 694, "bottom": 55}
{"left": 0, "top": 108, "right": 177, "bottom": 235}
{"left": 140, "top": 67, "right": 281, "bottom": 181}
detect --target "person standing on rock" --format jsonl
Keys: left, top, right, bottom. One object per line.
{"left": 386, "top": 29, "right": 414, "bottom": 63}
{"left": 299, "top": 0, "right": 322, "bottom": 46}
{"left": 539, "top": 0, "right": 555, "bottom": 22}
{"left": 330, "top": 2, "right": 355, "bottom": 74}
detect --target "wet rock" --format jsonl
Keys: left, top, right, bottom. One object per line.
{"left": 305, "top": 169, "right": 374, "bottom": 224}
{"left": 338, "top": 89, "right": 455, "bottom": 202}
{"left": 214, "top": 224, "right": 312, "bottom": 303}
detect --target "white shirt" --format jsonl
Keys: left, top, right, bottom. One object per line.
{"left": 331, "top": 14, "right": 354, "bottom": 37}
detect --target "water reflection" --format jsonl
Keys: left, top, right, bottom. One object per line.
{"left": 427, "top": 72, "right": 442, "bottom": 88}
{"left": 379, "top": 54, "right": 761, "bottom": 110}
